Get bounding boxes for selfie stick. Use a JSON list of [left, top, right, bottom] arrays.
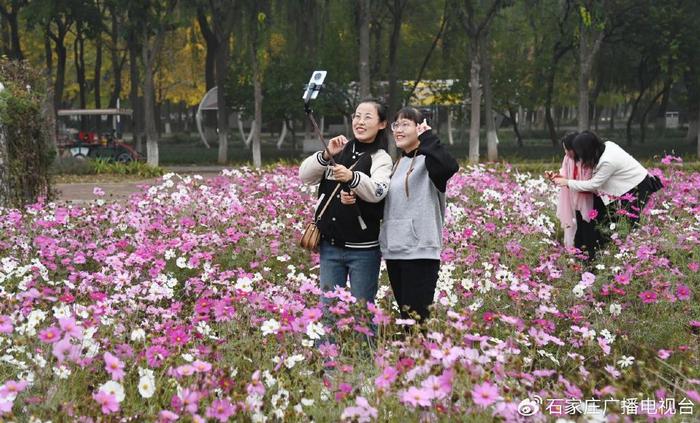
[[302, 71, 367, 230]]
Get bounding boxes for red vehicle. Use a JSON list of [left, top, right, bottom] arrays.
[[56, 108, 141, 163]]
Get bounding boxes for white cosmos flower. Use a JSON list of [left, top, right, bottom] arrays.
[[261, 319, 280, 336], [99, 380, 125, 402], [138, 373, 156, 398]]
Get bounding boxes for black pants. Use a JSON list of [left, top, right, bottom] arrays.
[[386, 259, 440, 322], [575, 175, 661, 259], [574, 195, 607, 260]]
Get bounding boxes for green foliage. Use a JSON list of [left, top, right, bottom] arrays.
[[51, 157, 164, 177], [0, 58, 54, 208]]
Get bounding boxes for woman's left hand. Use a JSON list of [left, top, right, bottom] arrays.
[[553, 177, 568, 187], [340, 190, 356, 205], [331, 164, 353, 183], [416, 119, 431, 136]]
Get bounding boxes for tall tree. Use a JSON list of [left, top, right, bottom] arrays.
[[25, 0, 79, 111], [576, 0, 606, 132], [0, 0, 26, 60], [452, 0, 503, 163], [357, 0, 371, 98], [245, 0, 269, 168], [133, 0, 179, 166]]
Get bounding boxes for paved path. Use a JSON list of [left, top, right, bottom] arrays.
[[56, 166, 226, 204]]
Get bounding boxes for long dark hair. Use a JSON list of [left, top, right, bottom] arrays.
[[560, 131, 578, 151], [571, 131, 606, 168], [354, 98, 389, 153]]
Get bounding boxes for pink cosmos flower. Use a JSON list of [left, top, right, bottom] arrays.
[[657, 349, 672, 360], [175, 364, 196, 377], [178, 388, 201, 414], [104, 352, 125, 380], [341, 396, 378, 422], [471, 381, 500, 408], [421, 375, 451, 400], [400, 386, 433, 408], [0, 316, 13, 334], [0, 397, 13, 415], [676, 284, 692, 301], [38, 326, 61, 343], [375, 366, 399, 391], [192, 360, 212, 373], [588, 209, 598, 220], [93, 390, 119, 414], [58, 317, 83, 339], [639, 290, 658, 304], [146, 345, 170, 368], [206, 398, 235, 422], [158, 410, 180, 423], [0, 380, 27, 399], [166, 327, 190, 346]]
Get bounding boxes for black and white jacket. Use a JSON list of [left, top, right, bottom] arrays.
[[299, 139, 393, 249]]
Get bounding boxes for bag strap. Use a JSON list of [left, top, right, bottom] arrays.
[[316, 159, 362, 221]]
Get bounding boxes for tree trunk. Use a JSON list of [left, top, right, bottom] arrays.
[[216, 34, 230, 164], [544, 65, 558, 146], [54, 40, 67, 111], [508, 105, 523, 147], [94, 33, 103, 132], [696, 106, 700, 158], [0, 6, 23, 60], [358, 0, 371, 98], [481, 33, 498, 162], [468, 41, 481, 164], [251, 49, 262, 168], [386, 0, 405, 158], [74, 34, 87, 130], [626, 89, 645, 147], [143, 28, 165, 167], [578, 25, 603, 132], [128, 31, 142, 152], [108, 7, 124, 108], [197, 9, 218, 91], [654, 78, 672, 131], [0, 122, 9, 207], [446, 107, 454, 145], [638, 88, 665, 144]]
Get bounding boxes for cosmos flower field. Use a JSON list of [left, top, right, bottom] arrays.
[[0, 160, 698, 421]]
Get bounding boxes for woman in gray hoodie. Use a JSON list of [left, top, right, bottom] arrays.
[[343, 107, 458, 323]]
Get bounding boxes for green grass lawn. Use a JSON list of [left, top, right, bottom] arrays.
[[156, 127, 698, 166]]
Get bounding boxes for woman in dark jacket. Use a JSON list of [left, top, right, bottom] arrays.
[[299, 99, 393, 304]]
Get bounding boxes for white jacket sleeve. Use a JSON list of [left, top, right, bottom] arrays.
[[299, 151, 330, 185], [567, 160, 614, 193], [348, 150, 392, 203]]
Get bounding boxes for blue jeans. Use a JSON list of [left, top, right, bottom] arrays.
[[319, 240, 380, 304]]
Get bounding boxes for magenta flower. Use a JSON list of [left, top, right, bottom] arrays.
[[588, 209, 599, 220], [205, 398, 235, 422], [471, 381, 500, 408], [146, 345, 170, 368], [166, 327, 190, 346], [676, 284, 692, 301], [0, 316, 13, 334], [400, 386, 433, 408], [93, 390, 119, 414], [104, 351, 125, 380], [657, 349, 672, 360], [38, 326, 61, 343], [639, 290, 658, 304]]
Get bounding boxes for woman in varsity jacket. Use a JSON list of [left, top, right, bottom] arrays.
[[360, 106, 458, 323], [299, 99, 393, 304]]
